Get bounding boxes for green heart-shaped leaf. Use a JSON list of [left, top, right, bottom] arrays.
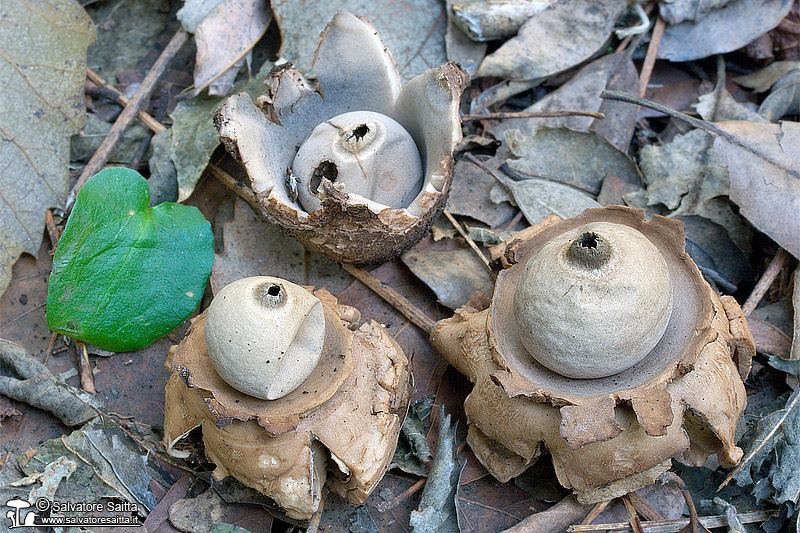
[[47, 168, 213, 351]]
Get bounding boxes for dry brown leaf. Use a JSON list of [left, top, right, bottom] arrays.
[[712, 120, 800, 259], [476, 1, 628, 80], [748, 317, 793, 357], [193, 0, 271, 96], [0, 395, 21, 426]]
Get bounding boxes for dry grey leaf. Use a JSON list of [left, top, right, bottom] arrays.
[[177, 0, 226, 32], [476, 1, 628, 80], [503, 128, 642, 196], [393, 396, 434, 476], [272, 0, 447, 83], [410, 407, 460, 533], [211, 197, 351, 295], [658, 0, 793, 61], [169, 489, 227, 533], [659, 0, 735, 24], [712, 120, 800, 259], [19, 418, 170, 513], [447, 160, 516, 227], [676, 215, 754, 292], [492, 168, 601, 225], [70, 114, 149, 164], [148, 128, 178, 205], [445, 0, 487, 77], [171, 62, 272, 201], [490, 53, 640, 151], [14, 457, 78, 503], [193, 0, 271, 96], [401, 247, 495, 310], [735, 60, 800, 93], [637, 128, 752, 253], [597, 174, 642, 207], [0, 1, 95, 298], [758, 68, 800, 122], [696, 88, 768, 123], [451, 0, 552, 41]]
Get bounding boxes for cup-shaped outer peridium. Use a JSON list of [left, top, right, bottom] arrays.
[[513, 222, 673, 379], [204, 276, 325, 400], [490, 206, 716, 402], [215, 12, 464, 218]]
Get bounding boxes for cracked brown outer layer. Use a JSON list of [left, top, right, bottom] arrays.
[[214, 13, 467, 265], [430, 206, 751, 503], [164, 288, 410, 520]]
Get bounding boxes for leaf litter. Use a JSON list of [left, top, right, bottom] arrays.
[[5, 0, 800, 531]]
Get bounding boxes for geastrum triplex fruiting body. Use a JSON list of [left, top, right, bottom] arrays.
[[163, 277, 410, 519], [215, 12, 466, 265], [431, 207, 755, 503]]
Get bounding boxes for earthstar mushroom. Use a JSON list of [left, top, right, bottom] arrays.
[[164, 276, 410, 519], [431, 207, 754, 503], [215, 11, 466, 265]]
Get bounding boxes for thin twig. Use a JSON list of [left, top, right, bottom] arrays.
[[720, 385, 800, 489], [76, 341, 96, 394], [600, 91, 726, 137], [209, 163, 261, 207], [461, 110, 605, 122], [626, 492, 664, 522], [342, 265, 436, 335], [567, 510, 776, 532], [622, 495, 645, 533], [581, 500, 611, 524], [45, 210, 61, 252], [43, 333, 58, 367], [742, 248, 790, 316], [501, 211, 524, 232], [375, 478, 426, 512], [443, 209, 496, 280], [638, 17, 666, 98], [69, 28, 188, 207], [86, 69, 166, 133], [663, 472, 704, 533]]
